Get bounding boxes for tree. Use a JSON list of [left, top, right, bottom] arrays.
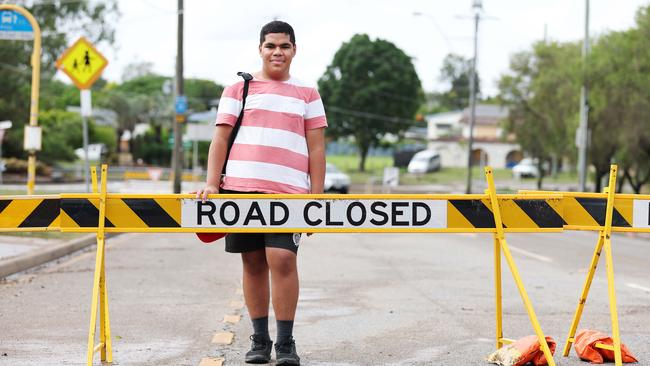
[[318, 34, 423, 171], [185, 78, 224, 111], [438, 53, 480, 110], [498, 41, 581, 189], [589, 25, 650, 193], [0, 1, 118, 159], [37, 110, 83, 163]]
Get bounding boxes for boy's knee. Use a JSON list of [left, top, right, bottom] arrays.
[[241, 250, 267, 275], [267, 251, 297, 277]]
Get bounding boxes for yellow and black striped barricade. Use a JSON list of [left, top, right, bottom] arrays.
[[0, 195, 60, 232], [1, 166, 567, 366], [521, 165, 650, 366]]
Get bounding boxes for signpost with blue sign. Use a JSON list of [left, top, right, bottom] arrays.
[[175, 95, 188, 114], [0, 9, 34, 40]]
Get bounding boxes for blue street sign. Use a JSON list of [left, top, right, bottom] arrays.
[[175, 95, 188, 114], [0, 10, 34, 40]]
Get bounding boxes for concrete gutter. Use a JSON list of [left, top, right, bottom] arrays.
[[0, 234, 98, 278]]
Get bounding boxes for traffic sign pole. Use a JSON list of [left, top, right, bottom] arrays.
[[56, 37, 108, 194], [0, 5, 41, 195]]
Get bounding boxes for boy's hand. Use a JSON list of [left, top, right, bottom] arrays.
[[193, 185, 219, 202]]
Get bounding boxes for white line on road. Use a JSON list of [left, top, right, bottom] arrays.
[[626, 283, 650, 293], [507, 246, 553, 263]]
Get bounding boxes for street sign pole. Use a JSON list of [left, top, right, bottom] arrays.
[[173, 0, 185, 194], [0, 5, 41, 194], [81, 89, 92, 192], [56, 37, 108, 194]]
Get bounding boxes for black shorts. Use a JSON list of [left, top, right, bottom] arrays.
[[221, 189, 301, 254]]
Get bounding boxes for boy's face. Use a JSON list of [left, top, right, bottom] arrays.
[[259, 33, 296, 78]]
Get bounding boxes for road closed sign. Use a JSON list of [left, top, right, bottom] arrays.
[[181, 198, 447, 231]]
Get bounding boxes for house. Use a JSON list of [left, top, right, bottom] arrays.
[[424, 104, 522, 169]]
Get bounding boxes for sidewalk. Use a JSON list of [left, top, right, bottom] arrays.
[[0, 234, 97, 278]]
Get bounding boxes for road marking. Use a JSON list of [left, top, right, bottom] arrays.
[[223, 314, 242, 324], [508, 246, 553, 263], [198, 357, 224, 366], [212, 332, 234, 345], [626, 283, 650, 292]]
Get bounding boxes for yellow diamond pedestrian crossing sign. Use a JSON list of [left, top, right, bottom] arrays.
[[56, 37, 108, 90]]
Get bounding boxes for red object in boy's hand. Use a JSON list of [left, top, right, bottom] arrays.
[[196, 233, 227, 244]]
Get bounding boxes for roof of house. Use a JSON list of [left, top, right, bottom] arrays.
[[459, 104, 509, 126]]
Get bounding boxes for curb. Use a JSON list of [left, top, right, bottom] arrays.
[[0, 234, 98, 279]]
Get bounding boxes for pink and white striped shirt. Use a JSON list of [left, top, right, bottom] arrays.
[[215, 77, 328, 194]]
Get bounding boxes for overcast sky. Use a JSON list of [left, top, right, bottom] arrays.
[[92, 0, 650, 97]]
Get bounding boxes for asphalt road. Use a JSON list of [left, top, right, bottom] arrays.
[[0, 231, 648, 365]]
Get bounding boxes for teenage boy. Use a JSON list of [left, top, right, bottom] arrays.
[[195, 20, 327, 365]]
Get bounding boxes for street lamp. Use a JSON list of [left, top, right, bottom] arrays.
[[465, 0, 482, 194], [0, 120, 13, 185]]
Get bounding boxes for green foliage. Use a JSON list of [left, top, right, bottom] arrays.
[[131, 128, 171, 166], [0, 1, 118, 159], [37, 110, 83, 164], [89, 124, 117, 151], [438, 54, 480, 110], [498, 41, 581, 189], [185, 78, 224, 111], [318, 34, 423, 171]]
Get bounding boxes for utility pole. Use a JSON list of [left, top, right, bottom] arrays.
[[465, 0, 482, 194], [172, 0, 184, 193], [576, 0, 590, 191]]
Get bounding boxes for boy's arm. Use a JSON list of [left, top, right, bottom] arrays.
[[196, 124, 232, 201], [306, 127, 326, 194]]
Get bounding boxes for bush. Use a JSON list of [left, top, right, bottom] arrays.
[[131, 127, 171, 166], [38, 110, 83, 164], [3, 157, 51, 175]]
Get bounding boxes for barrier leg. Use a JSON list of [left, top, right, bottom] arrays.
[[494, 235, 504, 349], [86, 165, 112, 365], [563, 166, 622, 364], [562, 233, 605, 356], [91, 166, 98, 193], [602, 236, 622, 365], [485, 167, 555, 366]]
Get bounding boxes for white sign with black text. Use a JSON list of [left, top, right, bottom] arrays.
[[181, 199, 447, 230], [633, 199, 650, 228]]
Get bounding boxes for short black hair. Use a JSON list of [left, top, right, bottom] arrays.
[[259, 20, 295, 45]]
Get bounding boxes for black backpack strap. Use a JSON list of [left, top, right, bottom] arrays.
[[222, 72, 253, 175]]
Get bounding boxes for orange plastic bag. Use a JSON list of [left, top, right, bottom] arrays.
[[574, 329, 638, 364], [487, 335, 556, 366]]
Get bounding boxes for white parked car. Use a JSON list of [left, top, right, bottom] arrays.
[[75, 143, 107, 161], [407, 150, 441, 174], [512, 158, 540, 179], [324, 163, 350, 193]]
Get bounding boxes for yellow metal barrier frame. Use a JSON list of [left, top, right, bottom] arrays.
[[520, 165, 628, 366], [485, 167, 556, 365], [562, 166, 623, 365], [85, 165, 113, 365]]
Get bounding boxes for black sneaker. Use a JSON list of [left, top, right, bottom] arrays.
[[245, 334, 273, 364], [275, 336, 300, 365]]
